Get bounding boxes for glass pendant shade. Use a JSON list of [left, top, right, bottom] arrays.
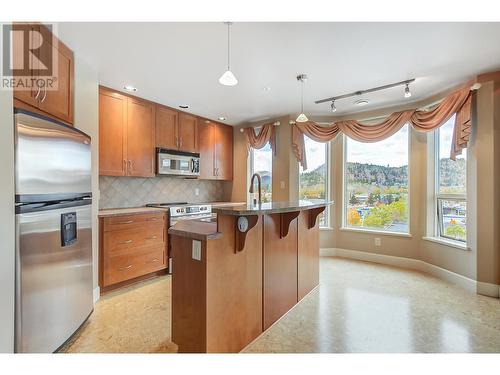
[[296, 113, 309, 123], [219, 70, 238, 86]]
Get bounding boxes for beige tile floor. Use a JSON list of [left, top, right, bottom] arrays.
[[60, 257, 500, 353]]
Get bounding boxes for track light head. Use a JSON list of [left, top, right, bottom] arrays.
[[331, 100, 337, 113], [404, 83, 412, 98]]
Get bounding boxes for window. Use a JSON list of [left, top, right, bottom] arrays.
[[344, 125, 409, 233], [435, 117, 467, 242], [249, 142, 272, 203], [299, 136, 329, 227]]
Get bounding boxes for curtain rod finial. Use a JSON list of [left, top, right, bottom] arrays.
[[274, 121, 280, 126], [471, 83, 482, 91]]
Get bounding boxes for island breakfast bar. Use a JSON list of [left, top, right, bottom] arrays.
[[168, 200, 333, 353]]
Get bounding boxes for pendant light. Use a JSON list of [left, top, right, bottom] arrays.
[[219, 22, 238, 86], [296, 74, 308, 123]]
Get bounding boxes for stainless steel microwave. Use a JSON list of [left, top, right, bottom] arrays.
[[156, 148, 200, 177]]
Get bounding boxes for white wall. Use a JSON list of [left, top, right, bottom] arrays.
[[0, 81, 15, 353]]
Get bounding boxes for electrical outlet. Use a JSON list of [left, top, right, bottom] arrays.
[[374, 238, 381, 247], [195, 188, 200, 196], [192, 240, 201, 261]]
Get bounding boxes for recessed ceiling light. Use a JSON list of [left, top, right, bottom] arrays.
[[218, 116, 226, 121], [179, 105, 189, 109], [355, 99, 370, 106], [263, 86, 271, 92], [124, 85, 137, 92]]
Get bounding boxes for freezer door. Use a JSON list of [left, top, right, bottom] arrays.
[[15, 111, 91, 199], [15, 202, 93, 353]]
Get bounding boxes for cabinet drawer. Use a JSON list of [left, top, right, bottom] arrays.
[[104, 225, 165, 254], [103, 212, 165, 232], [104, 247, 165, 286]]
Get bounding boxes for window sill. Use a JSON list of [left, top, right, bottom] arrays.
[[320, 226, 334, 231], [422, 236, 469, 251], [339, 227, 412, 238]]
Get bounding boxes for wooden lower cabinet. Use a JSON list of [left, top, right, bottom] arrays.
[[263, 214, 298, 330], [170, 208, 323, 353], [297, 210, 320, 299], [99, 212, 167, 290], [171, 215, 263, 353]]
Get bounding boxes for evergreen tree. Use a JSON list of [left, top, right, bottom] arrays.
[[349, 193, 359, 205]]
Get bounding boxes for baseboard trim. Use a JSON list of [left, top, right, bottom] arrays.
[[320, 247, 482, 296], [477, 281, 500, 298], [93, 286, 100, 304]]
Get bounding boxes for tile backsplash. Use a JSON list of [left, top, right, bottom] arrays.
[[99, 176, 231, 209]]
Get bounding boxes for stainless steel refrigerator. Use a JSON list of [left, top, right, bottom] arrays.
[[14, 110, 93, 353]]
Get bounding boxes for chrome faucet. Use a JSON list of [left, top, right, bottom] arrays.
[[249, 173, 262, 205]]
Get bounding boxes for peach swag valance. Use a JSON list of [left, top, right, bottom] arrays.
[[292, 86, 473, 170], [243, 122, 277, 155]]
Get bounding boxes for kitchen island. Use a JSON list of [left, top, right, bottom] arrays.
[[168, 200, 333, 353]]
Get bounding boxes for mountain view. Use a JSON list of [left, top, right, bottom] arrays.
[[299, 158, 466, 238]]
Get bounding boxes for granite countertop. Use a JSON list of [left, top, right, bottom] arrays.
[[212, 200, 334, 216], [98, 207, 166, 217], [98, 202, 244, 218], [168, 220, 222, 241]]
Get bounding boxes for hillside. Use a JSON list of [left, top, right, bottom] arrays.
[[300, 158, 465, 189]]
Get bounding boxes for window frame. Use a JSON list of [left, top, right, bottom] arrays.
[[432, 124, 468, 245], [298, 136, 331, 228], [248, 137, 273, 204], [342, 125, 411, 235]]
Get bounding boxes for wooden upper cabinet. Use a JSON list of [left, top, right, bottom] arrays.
[[198, 120, 215, 179], [13, 23, 74, 125], [127, 98, 155, 177], [155, 105, 178, 150], [99, 89, 127, 176], [37, 25, 74, 124], [214, 123, 233, 181], [198, 120, 233, 181], [99, 87, 155, 178], [178, 113, 198, 153], [12, 23, 39, 108]]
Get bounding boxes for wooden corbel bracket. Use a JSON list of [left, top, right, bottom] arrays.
[[308, 206, 326, 229], [235, 215, 259, 253], [280, 211, 300, 238]]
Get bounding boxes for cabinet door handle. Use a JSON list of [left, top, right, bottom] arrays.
[[118, 264, 133, 271], [117, 220, 133, 224], [128, 160, 132, 171], [40, 87, 47, 102], [34, 85, 41, 100], [146, 218, 159, 222], [119, 239, 133, 244], [179, 139, 183, 148], [147, 236, 157, 240], [148, 258, 159, 263]]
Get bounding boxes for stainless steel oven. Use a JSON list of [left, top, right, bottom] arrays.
[[156, 148, 200, 177]]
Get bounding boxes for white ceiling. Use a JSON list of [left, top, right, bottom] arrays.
[[58, 22, 500, 125]]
